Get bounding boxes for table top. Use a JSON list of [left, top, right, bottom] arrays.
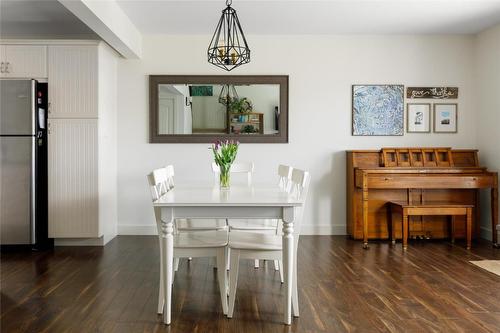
[[153, 185, 305, 207]]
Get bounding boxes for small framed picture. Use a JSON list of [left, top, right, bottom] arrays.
[[407, 103, 431, 133], [434, 103, 457, 133]]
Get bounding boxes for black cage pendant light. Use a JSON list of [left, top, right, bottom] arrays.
[[218, 84, 239, 105], [208, 0, 250, 71]]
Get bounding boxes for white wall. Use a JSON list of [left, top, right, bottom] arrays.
[[475, 24, 500, 240], [117, 34, 477, 235]]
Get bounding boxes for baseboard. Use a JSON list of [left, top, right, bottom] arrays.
[[299, 224, 346, 235], [117, 224, 346, 236], [54, 233, 116, 246], [55, 237, 105, 246], [118, 224, 158, 235]]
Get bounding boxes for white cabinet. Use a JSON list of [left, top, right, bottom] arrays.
[[48, 119, 99, 238], [47, 42, 117, 243], [48, 46, 98, 118], [0, 45, 47, 78]]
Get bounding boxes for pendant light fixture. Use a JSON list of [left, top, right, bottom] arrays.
[[208, 0, 250, 71]]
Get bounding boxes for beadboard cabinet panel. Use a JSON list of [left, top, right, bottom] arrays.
[[0, 46, 6, 75], [0, 45, 47, 78], [48, 46, 98, 118], [48, 118, 101, 238]]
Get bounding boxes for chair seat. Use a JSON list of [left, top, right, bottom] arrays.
[[175, 218, 227, 231], [229, 219, 278, 231], [228, 231, 282, 251], [174, 230, 228, 248]]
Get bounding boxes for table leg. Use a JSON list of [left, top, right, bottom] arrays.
[[402, 210, 408, 251], [283, 207, 295, 325], [292, 236, 299, 317], [161, 207, 174, 325], [466, 208, 472, 250], [492, 181, 498, 247]]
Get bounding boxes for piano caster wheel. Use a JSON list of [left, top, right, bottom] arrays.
[[391, 240, 396, 245], [467, 246, 471, 250], [493, 243, 500, 249], [363, 243, 369, 249], [403, 246, 408, 251]]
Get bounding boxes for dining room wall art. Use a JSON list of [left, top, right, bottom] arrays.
[[352, 84, 404, 136], [407, 103, 431, 133], [434, 103, 458, 133], [407, 87, 458, 99]]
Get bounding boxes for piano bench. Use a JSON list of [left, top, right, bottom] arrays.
[[389, 202, 473, 250]]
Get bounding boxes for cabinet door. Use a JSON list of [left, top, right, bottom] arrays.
[[2, 45, 47, 78], [48, 118, 100, 238], [48, 46, 98, 118]]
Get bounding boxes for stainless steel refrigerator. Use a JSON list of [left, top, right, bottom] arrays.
[[0, 79, 50, 248]]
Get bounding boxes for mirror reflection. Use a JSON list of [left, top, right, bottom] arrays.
[[158, 84, 280, 135]]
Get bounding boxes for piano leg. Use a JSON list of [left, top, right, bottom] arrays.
[[402, 210, 408, 250], [362, 173, 369, 249], [492, 182, 498, 248]]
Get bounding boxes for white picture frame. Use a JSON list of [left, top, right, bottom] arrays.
[[434, 103, 458, 133], [407, 103, 431, 133]]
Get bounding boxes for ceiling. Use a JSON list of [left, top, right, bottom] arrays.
[[0, 0, 98, 39], [1, 0, 499, 41], [116, 0, 500, 35]]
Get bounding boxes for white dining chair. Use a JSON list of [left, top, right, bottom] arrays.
[[226, 168, 310, 319], [220, 164, 293, 274], [169, 165, 227, 233], [211, 161, 254, 186], [148, 167, 229, 316]]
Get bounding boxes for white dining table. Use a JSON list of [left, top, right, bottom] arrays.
[[153, 184, 305, 325]]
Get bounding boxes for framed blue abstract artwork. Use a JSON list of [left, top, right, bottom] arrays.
[[352, 85, 404, 136]]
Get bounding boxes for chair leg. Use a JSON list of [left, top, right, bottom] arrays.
[[274, 260, 279, 271], [174, 258, 180, 272], [157, 238, 164, 314], [254, 259, 259, 268], [451, 216, 456, 244], [228, 249, 240, 318], [216, 248, 228, 315], [278, 260, 284, 284], [226, 247, 231, 271]]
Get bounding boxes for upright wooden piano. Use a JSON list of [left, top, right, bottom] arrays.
[[346, 148, 498, 247]]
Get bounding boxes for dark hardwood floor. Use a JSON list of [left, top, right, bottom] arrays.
[[1, 236, 500, 333]]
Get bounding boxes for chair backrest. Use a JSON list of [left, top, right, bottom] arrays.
[[211, 161, 254, 186], [147, 167, 169, 231], [288, 168, 311, 240], [149, 167, 169, 201], [277, 164, 293, 191], [165, 164, 175, 189]]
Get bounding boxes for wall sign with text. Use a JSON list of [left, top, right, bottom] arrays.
[[406, 87, 458, 99]]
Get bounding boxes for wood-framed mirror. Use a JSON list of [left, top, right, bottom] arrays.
[[149, 75, 288, 143]]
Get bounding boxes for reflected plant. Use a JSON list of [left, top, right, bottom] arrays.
[[229, 97, 253, 113]]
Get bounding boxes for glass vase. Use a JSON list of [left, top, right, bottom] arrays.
[[219, 168, 231, 190]]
